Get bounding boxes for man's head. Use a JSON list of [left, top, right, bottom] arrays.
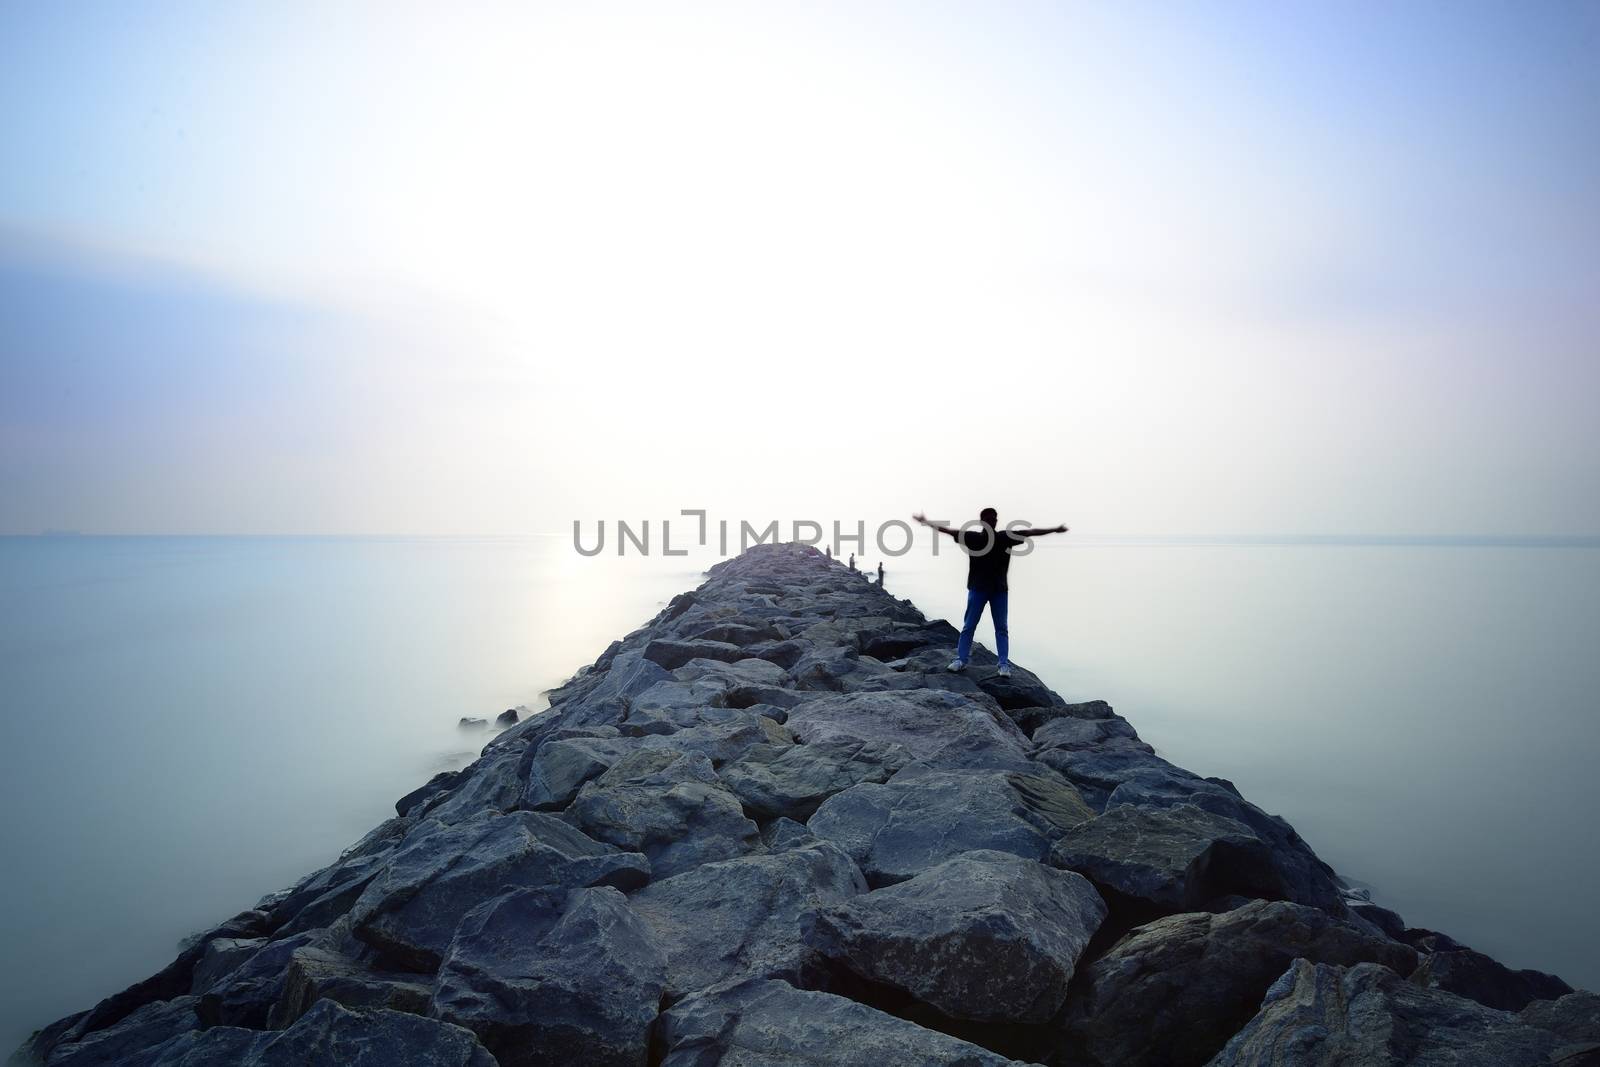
[[980, 507, 998, 527]]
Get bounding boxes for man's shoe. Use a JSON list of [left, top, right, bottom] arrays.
[[946, 658, 967, 672], [996, 664, 1012, 678]]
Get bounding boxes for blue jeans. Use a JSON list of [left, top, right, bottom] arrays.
[[956, 588, 1008, 667]]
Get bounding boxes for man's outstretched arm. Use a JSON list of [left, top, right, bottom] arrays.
[[912, 512, 959, 536], [1011, 523, 1070, 536]]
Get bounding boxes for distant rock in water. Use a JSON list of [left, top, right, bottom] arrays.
[[18, 542, 1588, 1066]]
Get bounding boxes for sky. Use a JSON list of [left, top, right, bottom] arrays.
[[1, 0, 1597, 536]]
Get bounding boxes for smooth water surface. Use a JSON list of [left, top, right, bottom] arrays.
[[1, 535, 1596, 1050]]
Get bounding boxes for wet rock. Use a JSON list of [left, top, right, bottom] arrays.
[[349, 810, 649, 972], [268, 945, 432, 1028], [1031, 714, 1148, 752], [431, 886, 666, 1067], [521, 734, 633, 810], [972, 665, 1065, 711], [495, 708, 519, 726], [1207, 958, 1568, 1067], [188, 937, 267, 994], [145, 998, 495, 1066], [809, 765, 1094, 886], [1520, 991, 1600, 1045], [1059, 900, 1419, 1067], [1006, 700, 1117, 737], [43, 997, 199, 1067], [396, 770, 464, 817], [630, 841, 866, 998], [1411, 943, 1574, 1012], [720, 736, 913, 820], [643, 638, 748, 670], [803, 850, 1106, 1023], [565, 750, 759, 879], [784, 689, 1031, 771], [457, 717, 488, 729], [1049, 803, 1284, 911], [656, 978, 1032, 1067], [195, 932, 320, 1028], [1101, 771, 1348, 913], [417, 749, 525, 826]]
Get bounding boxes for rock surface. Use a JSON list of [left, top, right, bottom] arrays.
[[17, 542, 1585, 1067], [1206, 958, 1571, 1066], [803, 849, 1106, 1022]]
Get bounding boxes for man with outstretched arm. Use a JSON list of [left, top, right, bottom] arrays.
[[912, 509, 1069, 678]]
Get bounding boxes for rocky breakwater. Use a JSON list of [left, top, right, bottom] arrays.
[[17, 542, 1597, 1067]]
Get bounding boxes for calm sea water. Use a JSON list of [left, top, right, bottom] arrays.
[[1, 535, 1596, 1049]]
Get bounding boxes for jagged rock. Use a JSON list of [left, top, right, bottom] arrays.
[[739, 638, 808, 669], [43, 997, 199, 1067], [1206, 958, 1568, 1067], [972, 666, 1065, 710], [1031, 714, 1148, 752], [789, 645, 901, 692], [1006, 700, 1117, 736], [643, 638, 748, 669], [189, 937, 267, 994], [268, 945, 431, 1028], [1059, 900, 1419, 1067], [349, 810, 649, 971], [194, 932, 320, 1028], [809, 765, 1094, 886], [266, 820, 410, 936], [1349, 899, 1406, 939], [1411, 943, 1574, 1012], [784, 689, 1031, 771], [565, 750, 759, 878], [803, 850, 1106, 1023], [1520, 991, 1600, 1044], [656, 978, 1032, 1067], [24, 908, 272, 1061], [630, 839, 865, 997], [1100, 771, 1347, 912], [418, 749, 525, 825], [680, 620, 786, 645], [1034, 738, 1193, 809], [495, 708, 519, 726], [634, 713, 793, 766], [1049, 803, 1285, 910], [762, 816, 818, 850], [143, 999, 495, 1065], [431, 886, 666, 1067], [720, 736, 913, 820], [396, 770, 464, 817], [521, 735, 634, 809]]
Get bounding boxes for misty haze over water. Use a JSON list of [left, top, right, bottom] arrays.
[[1, 534, 1596, 1050]]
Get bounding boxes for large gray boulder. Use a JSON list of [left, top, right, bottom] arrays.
[[1031, 714, 1148, 753], [719, 736, 912, 820], [630, 840, 866, 998], [1520, 990, 1600, 1045], [784, 689, 1031, 771], [1409, 941, 1574, 1012], [143, 999, 496, 1066], [810, 765, 1094, 886], [656, 978, 1033, 1067], [1101, 771, 1346, 913], [642, 638, 748, 669], [268, 945, 431, 1028], [349, 810, 649, 971], [1205, 958, 1569, 1067], [431, 886, 667, 1067], [1049, 803, 1284, 911], [1006, 700, 1117, 737], [521, 735, 634, 810], [1059, 900, 1419, 1067], [803, 850, 1106, 1023], [43, 997, 199, 1067], [564, 750, 760, 878]]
